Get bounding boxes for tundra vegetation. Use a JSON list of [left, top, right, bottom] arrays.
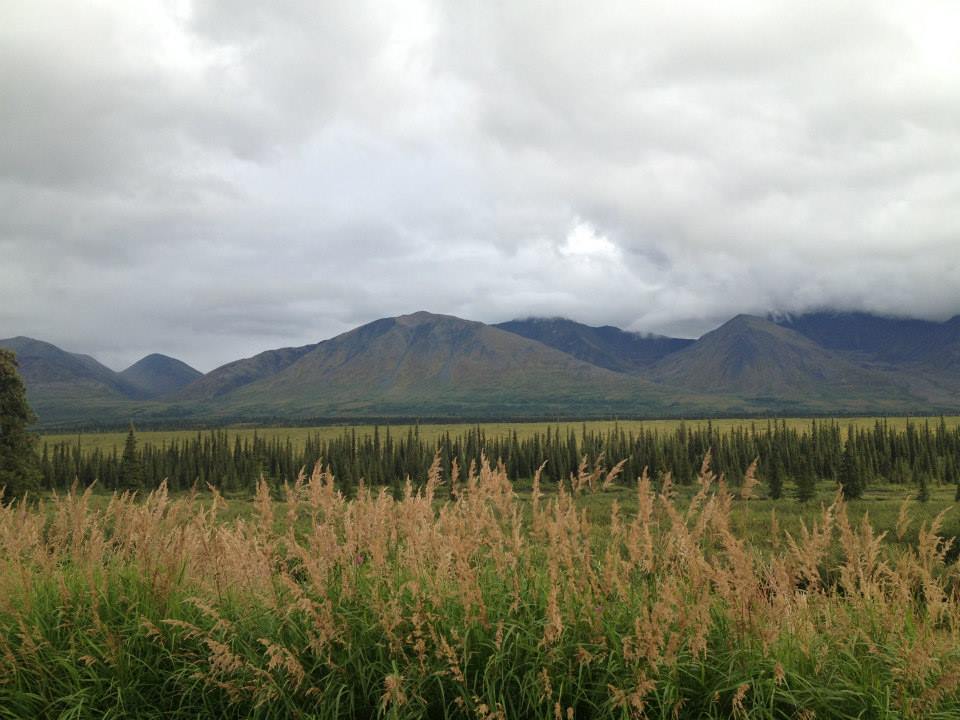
[[2, 454, 960, 719]]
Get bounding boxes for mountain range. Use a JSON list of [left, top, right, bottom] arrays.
[[3, 310, 960, 428]]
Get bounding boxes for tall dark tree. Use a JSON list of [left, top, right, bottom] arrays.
[[0, 349, 41, 499], [795, 460, 817, 503], [944, 458, 960, 501], [766, 457, 784, 500], [118, 425, 143, 491], [838, 429, 864, 500]]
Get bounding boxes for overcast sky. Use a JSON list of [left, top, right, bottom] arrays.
[[2, 1, 959, 371]]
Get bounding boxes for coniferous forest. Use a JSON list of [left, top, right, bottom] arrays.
[[36, 418, 960, 498]]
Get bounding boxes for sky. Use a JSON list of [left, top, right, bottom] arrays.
[[2, 0, 959, 372]]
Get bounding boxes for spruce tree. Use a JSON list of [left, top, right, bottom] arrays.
[[838, 432, 864, 500], [118, 425, 143, 491], [0, 349, 41, 499], [795, 461, 817, 503], [916, 472, 930, 503], [944, 459, 960, 501], [767, 458, 784, 500]]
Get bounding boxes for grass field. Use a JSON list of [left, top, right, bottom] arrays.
[[3, 457, 960, 718], [56, 483, 960, 562], [37, 478, 960, 550], [40, 415, 960, 455]]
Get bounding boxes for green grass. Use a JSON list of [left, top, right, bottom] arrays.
[[5, 467, 960, 718], [37, 478, 960, 560]]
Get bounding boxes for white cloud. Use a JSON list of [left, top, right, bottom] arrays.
[[559, 221, 620, 261], [1, 0, 959, 369]]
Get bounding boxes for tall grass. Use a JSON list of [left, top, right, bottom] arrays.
[[2, 456, 960, 718]]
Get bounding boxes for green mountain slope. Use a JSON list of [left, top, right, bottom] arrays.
[[775, 312, 960, 401], [0, 336, 152, 426], [649, 315, 916, 410], [0, 336, 134, 401], [119, 354, 202, 399], [176, 343, 319, 401], [210, 312, 681, 418]]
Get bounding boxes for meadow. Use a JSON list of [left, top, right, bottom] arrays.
[[41, 416, 960, 455], [2, 452, 960, 718]]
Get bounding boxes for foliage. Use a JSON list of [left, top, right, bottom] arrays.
[[765, 456, 784, 499], [2, 458, 960, 718], [794, 460, 817, 503], [117, 426, 143, 491], [0, 349, 40, 499], [838, 428, 864, 499]]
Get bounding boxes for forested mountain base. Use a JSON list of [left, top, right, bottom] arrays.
[[36, 419, 960, 499]]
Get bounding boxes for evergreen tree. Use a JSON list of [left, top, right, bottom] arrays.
[[944, 458, 960, 501], [118, 425, 143, 491], [892, 457, 911, 485], [916, 472, 930, 503], [795, 461, 817, 503], [767, 458, 784, 500], [0, 349, 41, 499], [838, 432, 864, 500]]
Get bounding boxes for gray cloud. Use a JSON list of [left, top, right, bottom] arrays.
[[1, 0, 959, 371]]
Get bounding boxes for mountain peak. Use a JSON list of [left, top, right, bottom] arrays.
[[724, 313, 768, 327], [0, 335, 138, 410], [129, 352, 178, 365], [119, 353, 201, 400], [651, 314, 905, 402], [394, 311, 475, 327], [0, 336, 62, 354], [702, 314, 780, 340]]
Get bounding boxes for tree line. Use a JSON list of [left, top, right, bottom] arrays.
[[33, 418, 960, 501]]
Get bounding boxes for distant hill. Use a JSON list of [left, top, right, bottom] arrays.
[[774, 312, 953, 363], [119, 354, 202, 399], [6, 309, 960, 428], [496, 317, 693, 372], [649, 315, 915, 410], [176, 343, 320, 401], [0, 336, 134, 401], [934, 317, 960, 374], [0, 336, 146, 426], [205, 312, 680, 418], [774, 311, 960, 401]]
